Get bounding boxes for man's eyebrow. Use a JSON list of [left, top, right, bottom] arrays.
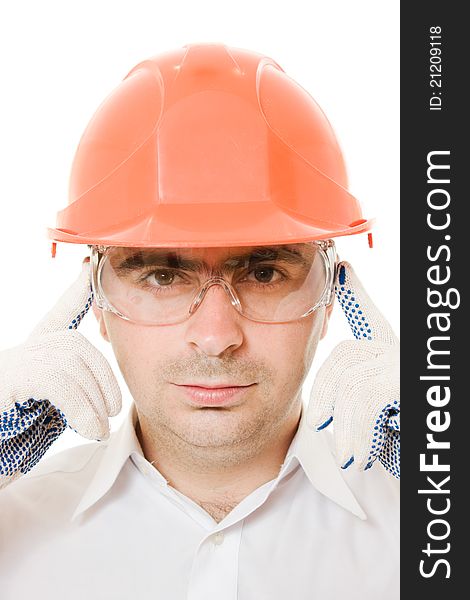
[[113, 245, 311, 273], [224, 246, 309, 269], [113, 252, 199, 272]]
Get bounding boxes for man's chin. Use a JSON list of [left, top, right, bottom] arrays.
[[173, 406, 264, 449]]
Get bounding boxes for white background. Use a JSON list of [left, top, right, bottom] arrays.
[[0, 0, 399, 455]]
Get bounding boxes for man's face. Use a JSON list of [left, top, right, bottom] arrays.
[[93, 245, 332, 457]]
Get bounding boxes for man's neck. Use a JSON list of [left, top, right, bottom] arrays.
[[135, 403, 302, 523]]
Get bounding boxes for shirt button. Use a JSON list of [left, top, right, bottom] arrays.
[[212, 532, 225, 546]]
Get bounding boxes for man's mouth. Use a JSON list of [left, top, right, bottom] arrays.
[[172, 383, 256, 407]]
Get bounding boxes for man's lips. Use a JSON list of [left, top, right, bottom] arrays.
[[173, 383, 256, 407], [176, 383, 254, 389]]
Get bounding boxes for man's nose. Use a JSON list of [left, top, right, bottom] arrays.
[[184, 283, 244, 357]]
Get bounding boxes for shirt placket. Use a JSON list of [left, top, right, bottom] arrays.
[[131, 449, 302, 600], [187, 522, 243, 600]]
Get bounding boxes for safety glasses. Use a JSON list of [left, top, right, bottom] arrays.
[[90, 240, 337, 326]]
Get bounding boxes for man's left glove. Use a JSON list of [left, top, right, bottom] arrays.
[[307, 262, 400, 478]]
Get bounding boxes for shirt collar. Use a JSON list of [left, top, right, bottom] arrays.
[[71, 402, 143, 521], [72, 400, 366, 522], [286, 404, 367, 520]]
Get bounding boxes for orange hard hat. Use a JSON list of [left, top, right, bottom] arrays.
[[48, 43, 372, 248]]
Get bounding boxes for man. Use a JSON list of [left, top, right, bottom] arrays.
[[0, 43, 399, 599]]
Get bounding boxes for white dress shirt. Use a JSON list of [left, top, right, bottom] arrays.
[[0, 401, 399, 600]]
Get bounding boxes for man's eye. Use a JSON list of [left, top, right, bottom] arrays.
[[243, 266, 285, 285], [143, 270, 178, 286], [251, 267, 276, 283]]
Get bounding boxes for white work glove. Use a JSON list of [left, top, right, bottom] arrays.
[[307, 262, 400, 478], [0, 260, 121, 489]]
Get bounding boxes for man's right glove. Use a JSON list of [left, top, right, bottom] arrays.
[[0, 260, 122, 489]]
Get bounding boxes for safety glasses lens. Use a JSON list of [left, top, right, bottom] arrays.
[[96, 243, 330, 324]]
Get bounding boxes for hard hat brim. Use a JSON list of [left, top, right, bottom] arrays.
[[47, 201, 373, 248]]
